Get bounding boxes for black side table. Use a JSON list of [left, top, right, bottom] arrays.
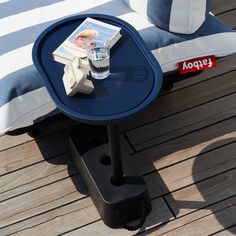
[[33, 14, 163, 229]]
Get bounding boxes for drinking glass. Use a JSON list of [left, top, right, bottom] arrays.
[[86, 40, 110, 80]]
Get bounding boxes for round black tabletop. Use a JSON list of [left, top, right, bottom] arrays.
[[33, 14, 163, 125]]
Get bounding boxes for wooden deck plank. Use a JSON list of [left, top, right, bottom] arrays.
[[62, 197, 236, 236], [61, 197, 173, 236], [217, 9, 236, 28], [0, 150, 170, 234], [120, 133, 134, 154], [164, 54, 236, 93], [214, 226, 236, 235], [2, 124, 235, 217], [121, 67, 236, 133], [0, 163, 168, 232], [0, 129, 71, 176], [2, 198, 172, 235], [0, 176, 86, 228], [0, 128, 131, 177], [142, 196, 236, 236], [0, 153, 77, 202], [145, 141, 236, 198], [127, 92, 236, 151], [160, 204, 236, 236], [0, 133, 35, 152], [7, 138, 235, 234], [165, 168, 236, 217], [0, 117, 76, 152], [0, 89, 235, 233], [212, 0, 236, 15], [0, 197, 94, 236], [133, 118, 236, 175]]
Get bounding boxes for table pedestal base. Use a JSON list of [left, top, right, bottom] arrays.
[[69, 125, 151, 228]]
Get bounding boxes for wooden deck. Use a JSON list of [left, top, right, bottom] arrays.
[[1, 1, 236, 235]]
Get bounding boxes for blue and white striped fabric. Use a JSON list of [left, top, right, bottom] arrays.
[[1, 0, 236, 133], [123, 0, 211, 34], [0, 0, 130, 133]]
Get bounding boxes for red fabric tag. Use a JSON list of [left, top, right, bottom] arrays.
[[178, 55, 216, 74]]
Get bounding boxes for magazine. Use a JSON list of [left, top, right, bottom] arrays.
[[52, 17, 122, 64]]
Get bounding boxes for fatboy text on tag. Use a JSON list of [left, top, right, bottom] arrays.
[[178, 55, 216, 74]]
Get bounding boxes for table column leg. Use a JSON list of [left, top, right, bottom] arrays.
[[107, 124, 125, 185], [70, 124, 151, 228]]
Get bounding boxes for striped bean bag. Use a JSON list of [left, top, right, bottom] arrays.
[[0, 0, 236, 133], [123, 0, 212, 34]]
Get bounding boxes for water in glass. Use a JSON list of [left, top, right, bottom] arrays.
[[87, 42, 110, 80]]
